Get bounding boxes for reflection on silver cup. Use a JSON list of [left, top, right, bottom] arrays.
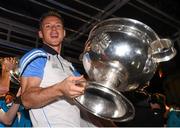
[[75, 18, 176, 122]]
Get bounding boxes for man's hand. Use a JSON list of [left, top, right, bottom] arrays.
[[2, 57, 17, 72], [59, 75, 87, 98]]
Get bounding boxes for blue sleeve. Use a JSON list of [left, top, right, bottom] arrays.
[[22, 57, 47, 79], [20, 49, 47, 79]]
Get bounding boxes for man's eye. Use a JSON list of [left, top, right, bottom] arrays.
[[44, 24, 51, 29], [56, 24, 62, 28]]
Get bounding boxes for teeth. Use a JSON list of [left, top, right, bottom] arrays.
[[51, 34, 57, 36], [51, 36, 58, 38], [51, 33, 58, 36], [50, 32, 58, 37]]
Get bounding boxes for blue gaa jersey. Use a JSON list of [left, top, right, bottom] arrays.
[[19, 44, 82, 127]]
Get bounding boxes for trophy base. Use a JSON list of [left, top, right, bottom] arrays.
[[75, 81, 135, 122]]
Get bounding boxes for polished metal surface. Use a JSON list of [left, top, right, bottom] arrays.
[[10, 67, 20, 85], [75, 82, 135, 122], [151, 39, 176, 62], [76, 18, 176, 122], [82, 18, 176, 91]]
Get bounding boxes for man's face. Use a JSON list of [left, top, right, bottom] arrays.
[[39, 16, 65, 47]]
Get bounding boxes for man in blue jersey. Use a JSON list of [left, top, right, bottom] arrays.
[[19, 11, 98, 127]]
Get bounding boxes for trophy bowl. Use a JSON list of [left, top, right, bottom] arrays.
[[76, 18, 176, 122]]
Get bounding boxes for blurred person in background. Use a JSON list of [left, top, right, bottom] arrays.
[[0, 58, 16, 95], [166, 104, 180, 127], [0, 88, 21, 127], [148, 93, 166, 126], [4, 89, 32, 127], [117, 92, 166, 127], [0, 57, 21, 126], [0, 58, 32, 127]]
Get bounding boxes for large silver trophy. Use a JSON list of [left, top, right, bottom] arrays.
[[75, 18, 176, 122]]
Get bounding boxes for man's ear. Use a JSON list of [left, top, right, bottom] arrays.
[[63, 30, 66, 37], [38, 31, 43, 38]]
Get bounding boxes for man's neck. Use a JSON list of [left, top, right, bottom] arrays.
[[52, 46, 61, 54], [45, 43, 61, 54]]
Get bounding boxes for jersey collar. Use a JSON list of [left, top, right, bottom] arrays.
[[42, 44, 59, 55]]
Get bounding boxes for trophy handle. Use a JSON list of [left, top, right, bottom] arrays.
[[150, 39, 176, 63]]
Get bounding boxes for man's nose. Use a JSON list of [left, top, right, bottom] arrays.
[[51, 25, 57, 30]]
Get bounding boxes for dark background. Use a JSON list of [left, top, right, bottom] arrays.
[[0, 0, 180, 105]]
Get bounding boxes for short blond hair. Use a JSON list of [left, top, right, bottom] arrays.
[[39, 10, 64, 29]]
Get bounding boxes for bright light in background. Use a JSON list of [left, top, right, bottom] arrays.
[[115, 44, 131, 56]]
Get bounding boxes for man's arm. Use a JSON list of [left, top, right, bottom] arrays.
[[0, 103, 20, 125], [0, 87, 21, 125], [21, 75, 86, 109]]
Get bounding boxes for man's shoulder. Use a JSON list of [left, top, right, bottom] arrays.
[[19, 48, 48, 76], [20, 48, 47, 62], [24, 48, 47, 57]]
